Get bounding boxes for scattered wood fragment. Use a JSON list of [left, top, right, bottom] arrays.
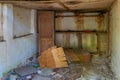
[[65, 49, 80, 62], [38, 47, 68, 68]]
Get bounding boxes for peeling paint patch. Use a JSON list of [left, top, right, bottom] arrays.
[[75, 13, 84, 30]]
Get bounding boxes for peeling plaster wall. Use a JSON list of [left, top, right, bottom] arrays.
[[110, 0, 120, 79], [0, 4, 37, 78]]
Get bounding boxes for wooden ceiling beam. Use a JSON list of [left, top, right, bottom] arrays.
[[0, 0, 115, 11], [54, 0, 70, 10]]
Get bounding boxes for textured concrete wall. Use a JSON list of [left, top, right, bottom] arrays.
[[110, 0, 120, 79], [0, 4, 37, 78]]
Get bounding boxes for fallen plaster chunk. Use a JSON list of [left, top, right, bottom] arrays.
[[32, 74, 51, 80], [14, 66, 37, 77], [39, 68, 53, 77]]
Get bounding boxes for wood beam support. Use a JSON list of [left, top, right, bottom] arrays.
[[54, 0, 70, 10]]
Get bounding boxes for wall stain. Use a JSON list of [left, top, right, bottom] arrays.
[[55, 12, 107, 53], [99, 34, 107, 52], [74, 12, 84, 30], [62, 34, 65, 47], [66, 33, 70, 48], [96, 13, 104, 31], [57, 14, 63, 30], [76, 33, 82, 49]]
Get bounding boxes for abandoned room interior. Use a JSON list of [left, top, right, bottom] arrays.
[[1, 0, 120, 80]]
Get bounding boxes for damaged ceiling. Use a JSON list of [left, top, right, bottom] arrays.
[[0, 0, 115, 11]]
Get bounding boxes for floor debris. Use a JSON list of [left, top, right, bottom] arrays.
[[14, 66, 37, 77], [32, 74, 51, 80], [1, 48, 117, 80], [39, 68, 53, 77], [2, 62, 117, 80]]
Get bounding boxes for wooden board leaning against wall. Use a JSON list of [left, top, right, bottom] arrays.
[[38, 11, 54, 54]]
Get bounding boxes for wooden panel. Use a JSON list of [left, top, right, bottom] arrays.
[[38, 11, 54, 38], [39, 38, 54, 53], [38, 47, 68, 68], [65, 49, 80, 62], [51, 47, 68, 68], [38, 11, 54, 54]]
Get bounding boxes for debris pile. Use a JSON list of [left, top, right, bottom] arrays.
[[1, 47, 117, 80], [2, 63, 116, 80]]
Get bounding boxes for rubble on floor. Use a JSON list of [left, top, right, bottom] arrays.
[[1, 48, 117, 80], [2, 62, 116, 80], [14, 66, 38, 77]]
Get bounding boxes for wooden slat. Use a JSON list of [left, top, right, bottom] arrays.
[[51, 47, 68, 68], [38, 52, 47, 68], [65, 49, 80, 62], [46, 48, 56, 68], [54, 0, 70, 10], [38, 47, 68, 69]]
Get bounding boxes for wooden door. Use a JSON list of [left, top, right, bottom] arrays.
[[38, 11, 54, 54]]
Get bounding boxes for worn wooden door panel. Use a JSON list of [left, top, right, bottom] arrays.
[[38, 11, 54, 54], [38, 11, 54, 38], [39, 38, 54, 53]]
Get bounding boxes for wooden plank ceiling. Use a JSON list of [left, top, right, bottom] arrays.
[[0, 0, 115, 11]]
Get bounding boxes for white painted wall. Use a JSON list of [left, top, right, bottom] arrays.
[[110, 0, 120, 79], [0, 4, 37, 78], [13, 6, 32, 37]]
